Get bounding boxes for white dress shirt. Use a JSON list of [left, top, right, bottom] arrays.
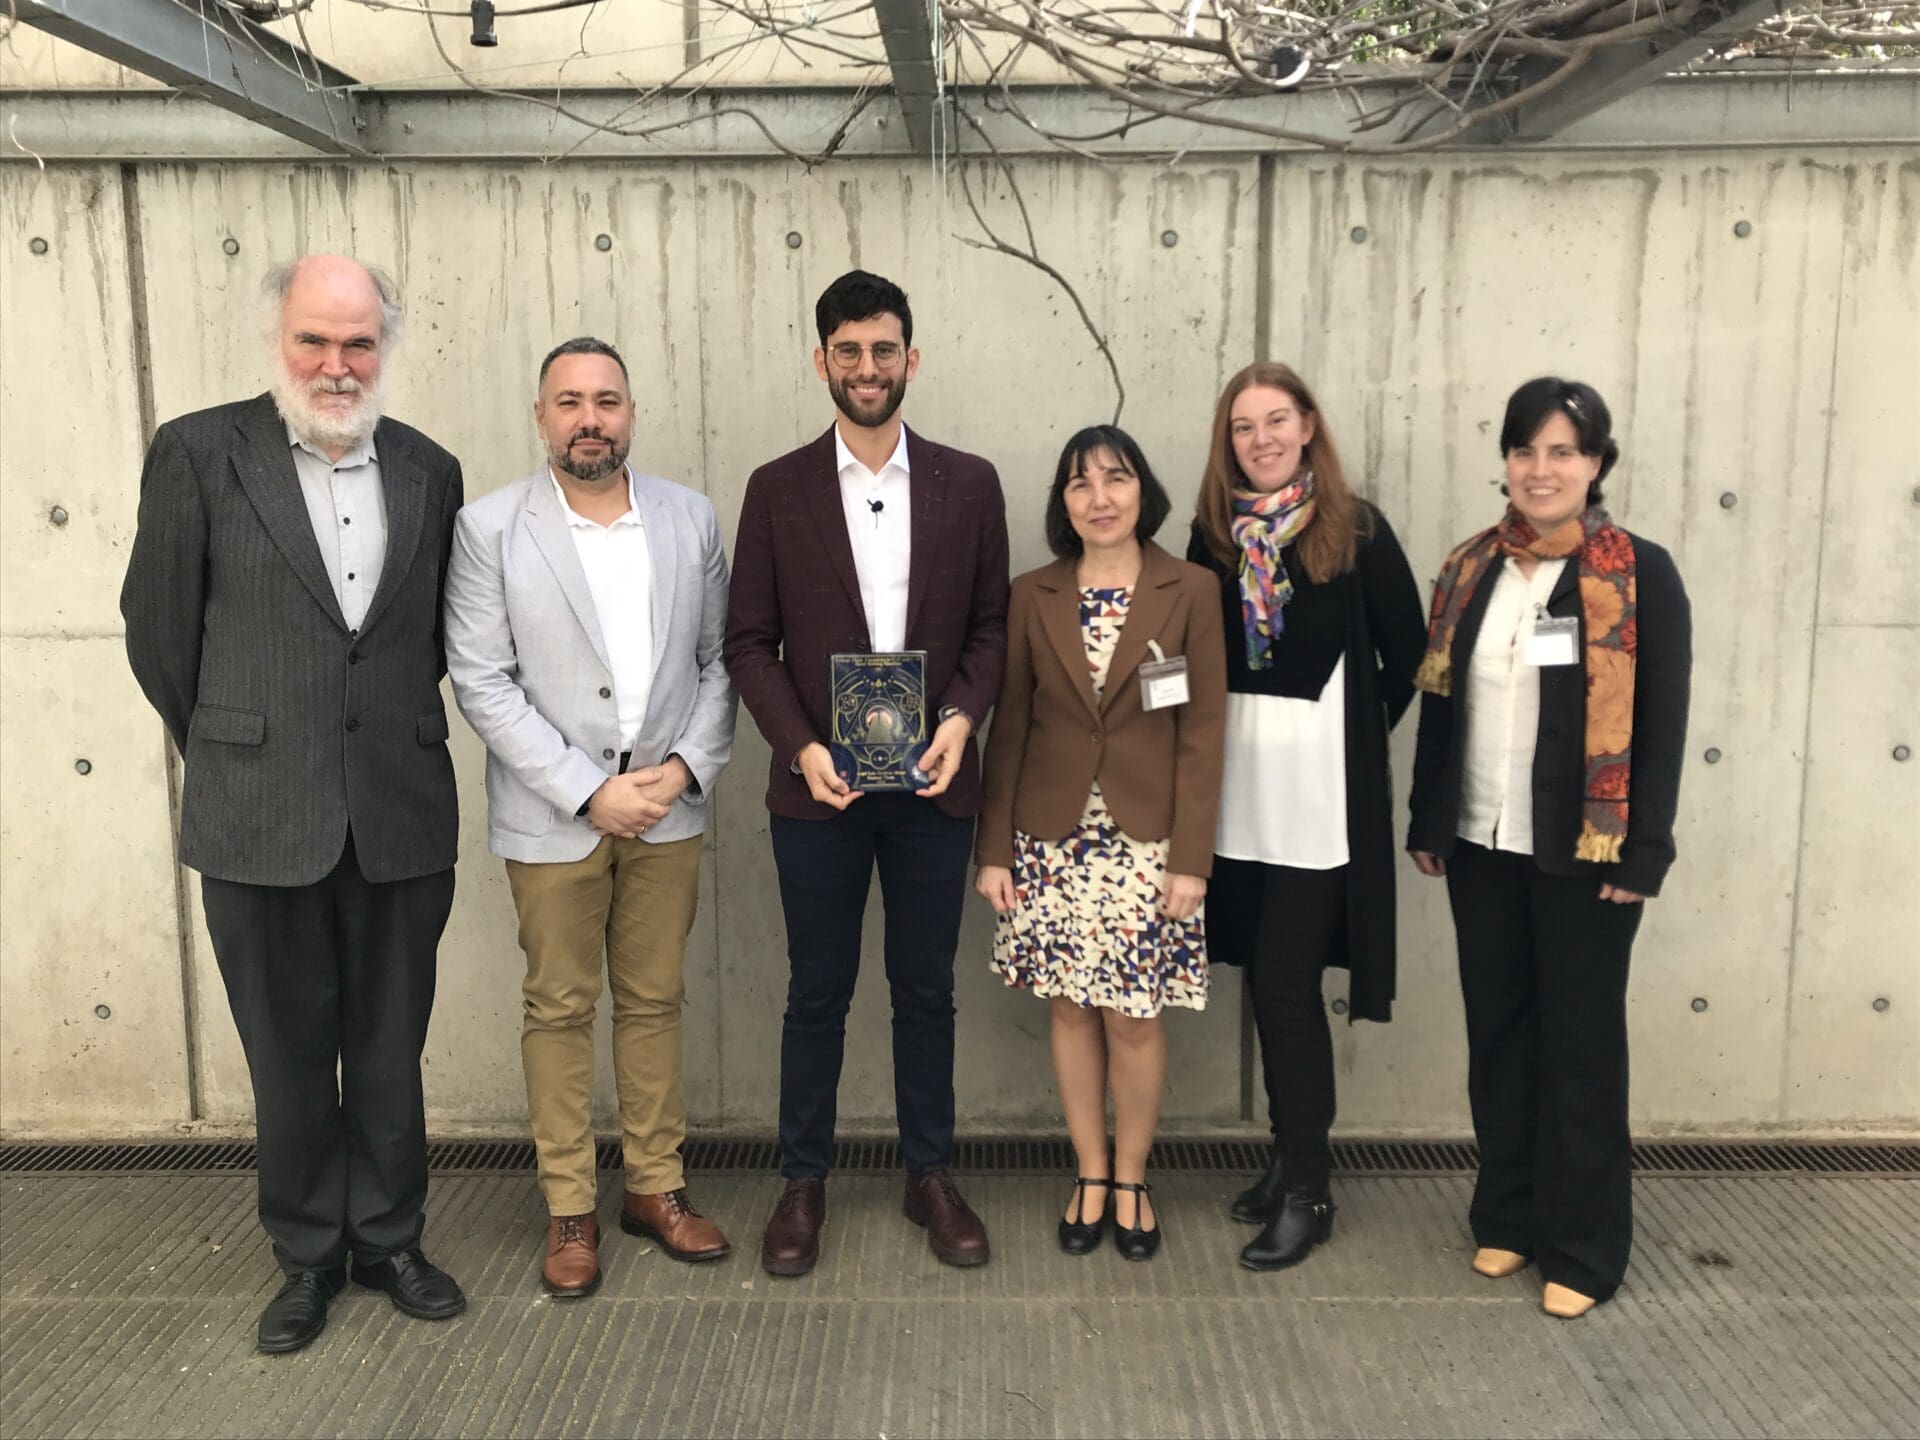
[[1214, 656, 1349, 869], [834, 423, 912, 652], [1456, 557, 1568, 855], [287, 421, 386, 630], [552, 467, 654, 753]]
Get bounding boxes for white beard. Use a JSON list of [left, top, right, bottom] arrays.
[[271, 360, 385, 453]]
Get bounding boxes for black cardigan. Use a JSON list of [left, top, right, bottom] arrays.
[[1187, 505, 1427, 1023], [1405, 533, 1691, 897]]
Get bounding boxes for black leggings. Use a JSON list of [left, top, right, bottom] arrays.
[[1237, 862, 1348, 1187]]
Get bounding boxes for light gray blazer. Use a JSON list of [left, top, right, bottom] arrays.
[[444, 468, 736, 863]]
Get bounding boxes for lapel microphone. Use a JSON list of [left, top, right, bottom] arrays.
[[867, 498, 885, 515]]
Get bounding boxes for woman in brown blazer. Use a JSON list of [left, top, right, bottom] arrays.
[[976, 425, 1227, 1260]]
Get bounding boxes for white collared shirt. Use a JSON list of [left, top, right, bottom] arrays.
[[286, 420, 386, 630], [1457, 557, 1569, 855], [552, 467, 654, 753], [834, 423, 912, 652]]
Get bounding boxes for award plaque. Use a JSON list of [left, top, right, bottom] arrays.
[[829, 650, 931, 791]]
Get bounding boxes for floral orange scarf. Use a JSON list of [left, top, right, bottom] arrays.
[[1414, 506, 1638, 864]]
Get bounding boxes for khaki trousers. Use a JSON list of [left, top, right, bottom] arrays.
[[506, 833, 703, 1216]]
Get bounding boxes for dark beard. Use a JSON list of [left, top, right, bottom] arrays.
[[827, 369, 907, 429], [551, 433, 630, 483]]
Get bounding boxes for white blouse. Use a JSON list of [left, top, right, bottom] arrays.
[[1214, 655, 1348, 870], [1456, 558, 1568, 856]]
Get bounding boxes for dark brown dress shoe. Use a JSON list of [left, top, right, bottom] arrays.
[[541, 1213, 601, 1298], [904, 1170, 990, 1267], [621, 1188, 731, 1262], [760, 1178, 826, 1277]]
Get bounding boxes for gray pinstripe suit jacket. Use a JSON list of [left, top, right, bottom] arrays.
[[121, 392, 464, 887]]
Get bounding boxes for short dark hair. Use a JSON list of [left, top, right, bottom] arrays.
[[539, 336, 629, 389], [1044, 426, 1173, 559], [1499, 376, 1618, 505], [815, 270, 913, 347]]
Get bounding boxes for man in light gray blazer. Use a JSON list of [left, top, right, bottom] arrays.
[[122, 255, 467, 1355], [444, 337, 736, 1298]]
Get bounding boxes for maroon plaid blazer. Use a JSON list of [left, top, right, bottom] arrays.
[[724, 425, 1011, 820]]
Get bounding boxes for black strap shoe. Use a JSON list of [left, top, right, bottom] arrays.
[[1239, 1184, 1335, 1271], [1112, 1181, 1161, 1261], [1057, 1178, 1111, 1256], [257, 1268, 344, 1354], [1229, 1153, 1287, 1224], [350, 1248, 466, 1320]]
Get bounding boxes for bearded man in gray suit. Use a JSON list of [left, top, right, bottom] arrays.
[[121, 255, 467, 1354], [444, 338, 736, 1299]]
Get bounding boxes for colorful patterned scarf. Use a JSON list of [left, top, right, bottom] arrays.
[[1414, 505, 1639, 864], [1230, 473, 1316, 669]]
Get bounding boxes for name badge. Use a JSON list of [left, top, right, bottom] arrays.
[[1526, 615, 1580, 668], [1140, 640, 1190, 710]]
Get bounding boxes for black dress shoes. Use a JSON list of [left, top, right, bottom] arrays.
[[349, 1248, 467, 1320], [257, 1268, 344, 1354], [1057, 1178, 1110, 1255], [1229, 1155, 1288, 1224], [1239, 1184, 1335, 1271], [1112, 1181, 1161, 1261]]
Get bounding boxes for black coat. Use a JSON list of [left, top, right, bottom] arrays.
[[1186, 505, 1427, 1023], [1405, 533, 1691, 897], [121, 393, 465, 887]]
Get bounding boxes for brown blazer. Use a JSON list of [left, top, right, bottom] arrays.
[[724, 426, 1010, 820], [976, 541, 1227, 877]]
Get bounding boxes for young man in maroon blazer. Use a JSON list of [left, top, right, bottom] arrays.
[[725, 271, 1010, 1276]]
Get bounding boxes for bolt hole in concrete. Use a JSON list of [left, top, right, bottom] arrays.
[[1894, 745, 1911, 762], [49, 505, 69, 527], [1692, 998, 1709, 1013], [1161, 229, 1179, 248], [29, 236, 49, 255], [1330, 998, 1349, 1016], [1704, 747, 1722, 764], [1873, 998, 1892, 1013], [1734, 219, 1754, 238], [1350, 225, 1369, 244], [1719, 491, 1738, 509], [73, 759, 92, 776], [222, 237, 239, 256], [94, 1005, 111, 1021], [786, 231, 803, 250], [594, 233, 612, 252]]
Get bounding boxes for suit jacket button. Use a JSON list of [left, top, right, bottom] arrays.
[[603, 748, 615, 760], [345, 718, 360, 732], [348, 652, 361, 665], [599, 686, 612, 698]]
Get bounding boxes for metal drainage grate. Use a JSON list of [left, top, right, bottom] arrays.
[[1, 1137, 1914, 1178]]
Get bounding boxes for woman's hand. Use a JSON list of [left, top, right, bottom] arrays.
[[1598, 882, 1644, 904], [976, 865, 1017, 914], [1161, 872, 1207, 921], [1410, 850, 1446, 878]]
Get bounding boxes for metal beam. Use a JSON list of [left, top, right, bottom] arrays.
[[12, 0, 368, 156], [871, 0, 942, 156], [1502, 1, 1784, 142]]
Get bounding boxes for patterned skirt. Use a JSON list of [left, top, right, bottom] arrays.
[[990, 785, 1209, 1018]]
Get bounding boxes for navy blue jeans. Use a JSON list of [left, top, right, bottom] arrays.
[[769, 795, 975, 1179]]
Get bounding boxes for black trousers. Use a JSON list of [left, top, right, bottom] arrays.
[[769, 795, 975, 1179], [1240, 862, 1346, 1187], [1445, 840, 1642, 1301], [201, 833, 453, 1275]]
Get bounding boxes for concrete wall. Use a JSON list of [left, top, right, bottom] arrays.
[[2, 149, 1914, 1140]]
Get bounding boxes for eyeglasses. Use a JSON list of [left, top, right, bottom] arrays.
[[826, 341, 906, 369]]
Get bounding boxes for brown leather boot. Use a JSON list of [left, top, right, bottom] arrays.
[[620, 1187, 730, 1262], [904, 1169, 990, 1268], [760, 1178, 826, 1277], [542, 1213, 600, 1298]]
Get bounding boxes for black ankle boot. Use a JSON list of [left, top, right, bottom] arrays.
[[1239, 1183, 1334, 1271], [1228, 1154, 1287, 1224]]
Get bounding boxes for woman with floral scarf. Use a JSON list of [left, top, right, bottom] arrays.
[[1407, 377, 1693, 1319]]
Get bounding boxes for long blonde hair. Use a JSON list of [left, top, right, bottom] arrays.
[[1195, 362, 1370, 583]]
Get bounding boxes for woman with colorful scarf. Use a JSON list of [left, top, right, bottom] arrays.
[[1407, 377, 1693, 1319], [1186, 363, 1426, 1271]]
